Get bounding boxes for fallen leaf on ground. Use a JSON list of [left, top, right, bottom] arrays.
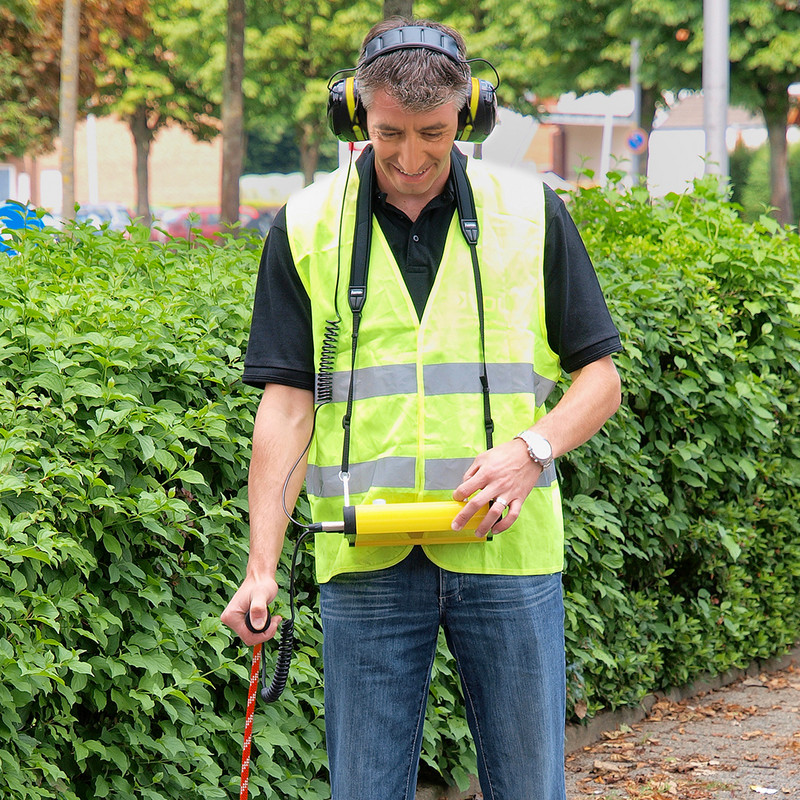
[[593, 759, 629, 774], [601, 728, 630, 740]]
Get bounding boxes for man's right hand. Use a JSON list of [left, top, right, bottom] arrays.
[[221, 574, 282, 646]]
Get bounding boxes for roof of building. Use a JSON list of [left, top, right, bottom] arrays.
[[656, 92, 763, 130], [542, 89, 635, 127]]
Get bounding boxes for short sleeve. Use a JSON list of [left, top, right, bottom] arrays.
[[542, 186, 622, 374], [242, 206, 315, 390]]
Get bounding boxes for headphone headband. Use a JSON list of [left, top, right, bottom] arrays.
[[360, 26, 462, 67]]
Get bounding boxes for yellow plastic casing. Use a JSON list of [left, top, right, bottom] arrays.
[[350, 501, 491, 547]]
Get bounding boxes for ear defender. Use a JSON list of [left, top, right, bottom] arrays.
[[456, 77, 497, 142], [327, 77, 370, 142], [326, 26, 498, 144]]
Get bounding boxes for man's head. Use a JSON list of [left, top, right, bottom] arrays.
[[326, 19, 497, 211], [352, 20, 472, 211], [355, 18, 471, 115], [326, 18, 496, 145]]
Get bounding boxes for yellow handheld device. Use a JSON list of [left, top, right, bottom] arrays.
[[314, 500, 492, 546]]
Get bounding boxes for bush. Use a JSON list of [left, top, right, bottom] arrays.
[[0, 224, 326, 799], [1, 183, 799, 797], [562, 174, 800, 717]]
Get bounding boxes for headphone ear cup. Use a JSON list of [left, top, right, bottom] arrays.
[[457, 78, 497, 143], [327, 77, 369, 142]]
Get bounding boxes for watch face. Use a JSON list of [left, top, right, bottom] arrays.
[[517, 431, 553, 466], [532, 438, 552, 460]]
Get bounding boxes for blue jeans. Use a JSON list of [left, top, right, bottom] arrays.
[[319, 547, 567, 800]]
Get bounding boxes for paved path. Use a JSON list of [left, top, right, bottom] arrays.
[[565, 664, 800, 799]]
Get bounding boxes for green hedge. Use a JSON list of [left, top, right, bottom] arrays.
[[562, 174, 800, 717], [0, 225, 326, 799], [1, 182, 799, 798]]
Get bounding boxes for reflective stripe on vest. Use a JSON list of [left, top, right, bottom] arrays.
[[307, 456, 556, 497], [328, 363, 557, 406]]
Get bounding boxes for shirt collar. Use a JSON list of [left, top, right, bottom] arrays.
[[373, 174, 456, 213]]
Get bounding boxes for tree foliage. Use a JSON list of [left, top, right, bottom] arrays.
[[95, 2, 216, 138], [243, 0, 376, 184], [0, 0, 93, 157], [415, 0, 554, 114], [94, 0, 218, 221], [727, 0, 800, 223], [0, 0, 36, 24], [0, 1, 41, 157], [470, 0, 704, 129], [156, 0, 375, 184], [0, 0, 168, 160], [0, 0, 218, 217], [473, 0, 799, 222], [0, 14, 52, 158]]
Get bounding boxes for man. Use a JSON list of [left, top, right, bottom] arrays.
[[222, 17, 622, 800]]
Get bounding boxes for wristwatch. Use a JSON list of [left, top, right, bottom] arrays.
[[515, 430, 554, 470]]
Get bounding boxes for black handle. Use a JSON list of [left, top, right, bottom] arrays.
[[244, 608, 272, 635]]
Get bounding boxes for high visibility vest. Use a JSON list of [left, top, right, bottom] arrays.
[[286, 156, 564, 583]]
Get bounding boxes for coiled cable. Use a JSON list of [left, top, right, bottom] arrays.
[[257, 527, 313, 702], [244, 526, 314, 703], [315, 319, 340, 404]]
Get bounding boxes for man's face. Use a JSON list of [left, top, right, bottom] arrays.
[[366, 88, 459, 210]]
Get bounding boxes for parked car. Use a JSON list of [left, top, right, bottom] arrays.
[[151, 205, 260, 241], [75, 203, 133, 231], [242, 207, 279, 237]]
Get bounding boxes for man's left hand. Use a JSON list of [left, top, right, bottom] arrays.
[[451, 437, 540, 537]]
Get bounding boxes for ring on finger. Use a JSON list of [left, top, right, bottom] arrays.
[[494, 496, 509, 509]]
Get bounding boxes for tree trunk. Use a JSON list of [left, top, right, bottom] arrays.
[[634, 85, 659, 184], [298, 125, 319, 186], [59, 0, 81, 220], [221, 0, 245, 226], [383, 0, 412, 19], [762, 88, 794, 226], [129, 106, 153, 227]]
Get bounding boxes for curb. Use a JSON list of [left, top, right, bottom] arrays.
[[564, 641, 800, 754], [416, 642, 800, 800]]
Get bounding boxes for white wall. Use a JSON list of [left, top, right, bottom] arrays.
[[647, 129, 707, 196]]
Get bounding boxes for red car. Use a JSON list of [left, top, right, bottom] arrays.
[[152, 205, 259, 241]]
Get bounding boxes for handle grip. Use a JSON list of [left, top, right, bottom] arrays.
[[244, 608, 272, 635]]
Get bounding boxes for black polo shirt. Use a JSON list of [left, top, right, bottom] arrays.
[[242, 153, 621, 391]]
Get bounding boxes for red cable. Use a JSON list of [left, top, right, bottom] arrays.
[[240, 643, 262, 800]]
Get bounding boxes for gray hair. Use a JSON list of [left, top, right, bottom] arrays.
[[356, 18, 471, 113]]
